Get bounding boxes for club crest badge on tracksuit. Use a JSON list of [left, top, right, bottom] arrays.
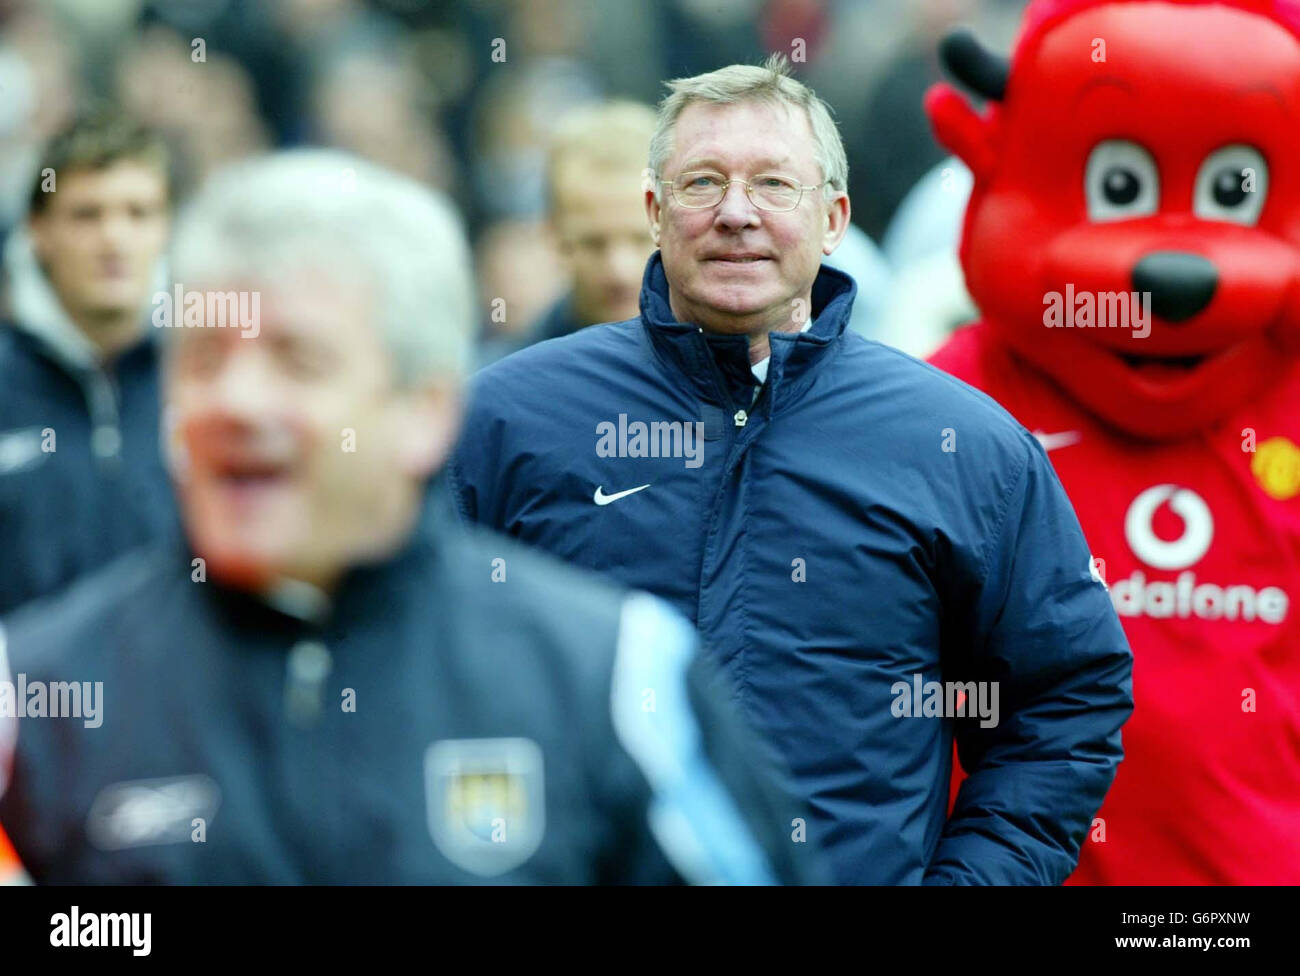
[[424, 737, 545, 877]]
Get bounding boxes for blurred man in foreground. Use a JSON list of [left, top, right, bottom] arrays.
[[0, 150, 812, 884], [0, 109, 175, 615], [482, 101, 657, 363], [450, 56, 1133, 884]]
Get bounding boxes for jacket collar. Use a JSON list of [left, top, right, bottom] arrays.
[[637, 250, 857, 414]]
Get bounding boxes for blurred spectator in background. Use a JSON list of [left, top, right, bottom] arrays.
[[0, 107, 175, 616], [474, 218, 568, 354], [466, 0, 605, 349], [115, 23, 270, 198], [308, 44, 456, 190], [481, 100, 657, 363], [542, 102, 658, 336], [0, 3, 79, 249]]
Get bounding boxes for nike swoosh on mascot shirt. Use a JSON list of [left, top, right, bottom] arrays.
[[1032, 430, 1083, 452]]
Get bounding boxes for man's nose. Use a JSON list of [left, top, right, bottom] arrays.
[[1132, 251, 1219, 322], [98, 211, 135, 249], [713, 180, 761, 228]]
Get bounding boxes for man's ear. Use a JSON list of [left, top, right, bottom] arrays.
[[643, 169, 662, 245], [822, 191, 851, 256], [394, 378, 463, 480]]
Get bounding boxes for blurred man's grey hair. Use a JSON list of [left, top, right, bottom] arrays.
[[647, 53, 849, 198], [168, 149, 474, 385]]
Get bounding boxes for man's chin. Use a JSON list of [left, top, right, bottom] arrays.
[[186, 519, 298, 586], [203, 554, 277, 591], [83, 287, 144, 315], [697, 263, 779, 295], [687, 287, 782, 326]]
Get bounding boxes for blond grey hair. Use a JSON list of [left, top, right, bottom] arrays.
[[168, 149, 474, 385], [648, 53, 848, 197]]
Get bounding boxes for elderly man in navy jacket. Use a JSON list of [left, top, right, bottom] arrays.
[[449, 54, 1134, 885]]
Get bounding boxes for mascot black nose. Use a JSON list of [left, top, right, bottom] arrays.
[[1131, 252, 1219, 322]]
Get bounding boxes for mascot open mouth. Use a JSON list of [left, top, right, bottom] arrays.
[[1116, 351, 1208, 376]]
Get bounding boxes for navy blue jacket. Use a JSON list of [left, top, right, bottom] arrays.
[[0, 489, 817, 884], [449, 253, 1134, 884], [0, 323, 176, 616]]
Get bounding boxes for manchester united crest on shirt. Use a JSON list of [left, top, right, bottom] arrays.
[[1251, 436, 1300, 500], [424, 737, 544, 877]]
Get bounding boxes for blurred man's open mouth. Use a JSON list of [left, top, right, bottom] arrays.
[[209, 457, 298, 507]]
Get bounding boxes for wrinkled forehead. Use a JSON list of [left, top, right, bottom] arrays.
[[665, 98, 819, 176]]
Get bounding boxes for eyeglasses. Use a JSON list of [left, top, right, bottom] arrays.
[[659, 172, 825, 213]]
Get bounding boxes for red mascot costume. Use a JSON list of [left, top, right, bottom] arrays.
[[928, 0, 1300, 883]]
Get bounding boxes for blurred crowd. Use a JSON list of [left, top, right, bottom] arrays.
[[1, 0, 1028, 358]]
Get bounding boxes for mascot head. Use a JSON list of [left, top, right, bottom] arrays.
[[927, 0, 1300, 439]]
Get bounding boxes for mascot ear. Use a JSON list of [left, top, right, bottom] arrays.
[[925, 84, 996, 180], [925, 27, 1008, 181]]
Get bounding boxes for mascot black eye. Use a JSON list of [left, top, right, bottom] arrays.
[[1195, 146, 1267, 225], [1085, 141, 1159, 221], [1212, 169, 1248, 208], [1104, 169, 1141, 205]]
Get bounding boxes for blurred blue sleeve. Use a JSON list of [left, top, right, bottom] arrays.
[[609, 592, 825, 885]]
